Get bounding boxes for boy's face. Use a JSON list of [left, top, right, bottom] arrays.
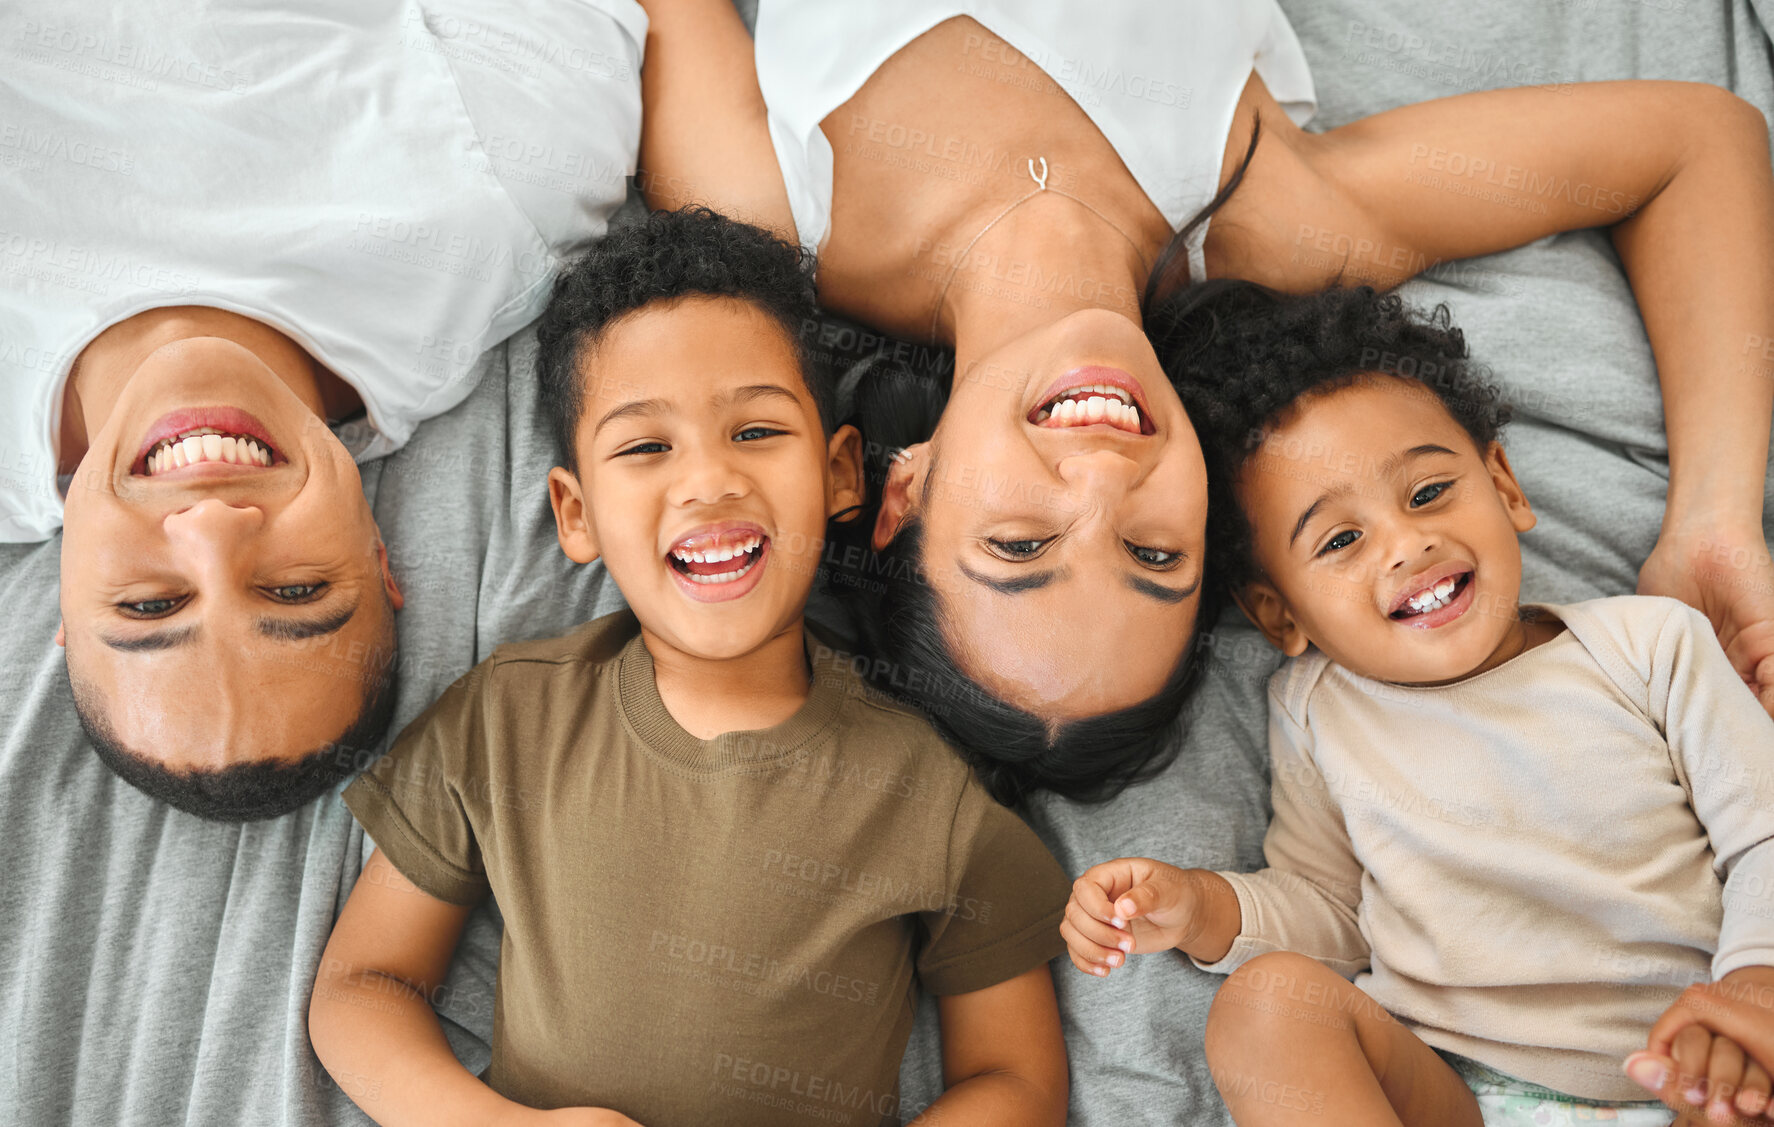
[[548, 296, 863, 661], [1235, 376, 1536, 685]]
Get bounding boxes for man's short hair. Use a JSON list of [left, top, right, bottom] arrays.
[[68, 616, 398, 822], [535, 206, 834, 472]]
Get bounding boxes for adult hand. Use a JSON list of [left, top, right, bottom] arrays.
[[1626, 966, 1774, 1124], [1639, 520, 1774, 714]]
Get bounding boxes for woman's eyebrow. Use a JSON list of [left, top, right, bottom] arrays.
[[1126, 573, 1199, 604], [956, 560, 1063, 595]]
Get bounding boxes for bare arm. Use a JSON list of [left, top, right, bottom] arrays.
[[632, 0, 795, 237], [912, 965, 1068, 1126], [1229, 80, 1774, 705]]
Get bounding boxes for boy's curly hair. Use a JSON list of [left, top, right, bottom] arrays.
[[1145, 280, 1511, 597], [535, 206, 833, 470]]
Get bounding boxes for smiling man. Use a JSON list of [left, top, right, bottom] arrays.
[[4, 0, 644, 818]]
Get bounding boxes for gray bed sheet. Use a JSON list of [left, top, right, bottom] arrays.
[[5, 2, 1774, 1124]]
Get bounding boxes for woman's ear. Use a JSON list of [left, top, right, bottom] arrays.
[[1233, 579, 1311, 658], [872, 441, 931, 551], [1483, 442, 1537, 534], [548, 466, 602, 565], [825, 424, 866, 521]]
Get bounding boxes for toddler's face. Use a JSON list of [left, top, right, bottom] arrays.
[[549, 296, 861, 662], [1235, 376, 1536, 685]]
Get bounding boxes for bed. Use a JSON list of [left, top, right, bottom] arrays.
[[3, 1, 1773, 1122]]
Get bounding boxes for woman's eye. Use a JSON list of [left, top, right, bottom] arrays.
[[117, 597, 181, 618], [735, 426, 785, 442], [987, 537, 1049, 560], [267, 583, 326, 603], [1318, 530, 1361, 556], [1411, 481, 1453, 507], [1128, 544, 1181, 568], [616, 441, 669, 457]]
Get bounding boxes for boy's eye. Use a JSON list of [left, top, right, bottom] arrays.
[[986, 537, 1050, 560], [1411, 481, 1453, 507], [615, 441, 670, 457], [266, 583, 326, 603], [1127, 543, 1181, 568], [735, 426, 785, 442], [1317, 530, 1361, 557], [116, 595, 184, 618]]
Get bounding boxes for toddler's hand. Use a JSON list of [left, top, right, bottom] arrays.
[[1062, 858, 1201, 978], [1627, 967, 1774, 1123]]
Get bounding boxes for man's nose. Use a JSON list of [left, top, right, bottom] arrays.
[[1055, 449, 1142, 508], [162, 499, 265, 581]]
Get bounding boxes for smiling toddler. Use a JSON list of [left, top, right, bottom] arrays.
[[308, 209, 1070, 1127], [1065, 285, 1774, 1127]]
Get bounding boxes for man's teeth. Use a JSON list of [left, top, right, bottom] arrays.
[[1035, 389, 1142, 433], [1404, 577, 1461, 614], [146, 428, 273, 474], [671, 535, 762, 565]]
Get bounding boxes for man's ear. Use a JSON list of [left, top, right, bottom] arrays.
[[825, 424, 866, 521], [1232, 579, 1311, 658], [55, 621, 65, 647], [1483, 441, 1536, 534], [548, 466, 602, 564], [872, 442, 930, 551], [374, 538, 405, 610]]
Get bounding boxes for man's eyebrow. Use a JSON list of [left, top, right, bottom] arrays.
[[256, 597, 360, 642], [99, 625, 198, 652], [1125, 571, 1200, 605], [957, 560, 1065, 595], [593, 397, 668, 436]]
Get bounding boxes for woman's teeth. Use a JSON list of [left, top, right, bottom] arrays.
[[1400, 576, 1461, 616], [146, 428, 273, 474], [1035, 385, 1142, 434]]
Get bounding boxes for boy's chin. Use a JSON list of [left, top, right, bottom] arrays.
[[642, 613, 795, 663]]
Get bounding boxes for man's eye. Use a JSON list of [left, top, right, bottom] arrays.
[[117, 597, 182, 618], [1411, 481, 1453, 507], [1318, 530, 1361, 556], [735, 426, 785, 442], [267, 583, 326, 603], [987, 537, 1049, 560], [616, 441, 669, 457], [1128, 544, 1181, 568]]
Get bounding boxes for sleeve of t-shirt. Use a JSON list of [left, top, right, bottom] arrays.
[[341, 662, 496, 906], [1196, 677, 1370, 978], [915, 773, 1070, 996], [1653, 602, 1774, 979]]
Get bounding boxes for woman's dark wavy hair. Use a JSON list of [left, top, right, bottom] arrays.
[[1145, 279, 1512, 600], [822, 126, 1279, 809]]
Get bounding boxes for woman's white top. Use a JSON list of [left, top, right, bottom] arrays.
[[0, 0, 644, 542], [754, 0, 1315, 275]]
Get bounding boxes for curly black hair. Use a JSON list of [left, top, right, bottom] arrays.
[[535, 207, 834, 470], [1145, 279, 1511, 598]]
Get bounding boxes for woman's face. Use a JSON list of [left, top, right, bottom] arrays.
[[883, 309, 1207, 722]]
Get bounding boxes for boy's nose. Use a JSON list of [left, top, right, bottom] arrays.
[[667, 453, 749, 507]]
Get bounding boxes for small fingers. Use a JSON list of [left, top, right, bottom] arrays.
[[1738, 1060, 1771, 1118], [1070, 869, 1123, 926], [1674, 1025, 1716, 1108], [1706, 1035, 1745, 1122], [1059, 916, 1120, 978]]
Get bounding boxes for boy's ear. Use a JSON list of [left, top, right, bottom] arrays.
[[547, 466, 602, 565], [1482, 441, 1536, 534], [825, 424, 866, 521], [871, 442, 931, 551], [1233, 579, 1311, 658]]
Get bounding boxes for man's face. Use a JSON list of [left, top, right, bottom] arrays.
[[549, 297, 861, 662], [59, 337, 402, 772]]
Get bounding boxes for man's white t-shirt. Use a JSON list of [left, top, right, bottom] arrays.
[[0, 0, 645, 542]]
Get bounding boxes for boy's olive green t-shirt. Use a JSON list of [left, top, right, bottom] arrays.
[[342, 611, 1069, 1126]]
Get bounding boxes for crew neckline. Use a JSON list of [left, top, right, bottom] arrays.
[[616, 629, 848, 772], [1338, 603, 1574, 695]]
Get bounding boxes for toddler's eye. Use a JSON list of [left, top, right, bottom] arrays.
[[987, 538, 1049, 560], [267, 583, 326, 603], [616, 441, 669, 456], [117, 596, 182, 618], [735, 426, 785, 442], [1318, 530, 1361, 556], [1128, 543, 1181, 568], [1411, 481, 1453, 507]]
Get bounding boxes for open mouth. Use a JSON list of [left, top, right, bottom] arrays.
[[1027, 367, 1156, 436], [132, 407, 284, 476], [1390, 570, 1473, 620], [666, 523, 771, 603]]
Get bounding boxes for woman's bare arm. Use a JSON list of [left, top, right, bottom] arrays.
[[632, 0, 795, 237], [1228, 80, 1774, 706]]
